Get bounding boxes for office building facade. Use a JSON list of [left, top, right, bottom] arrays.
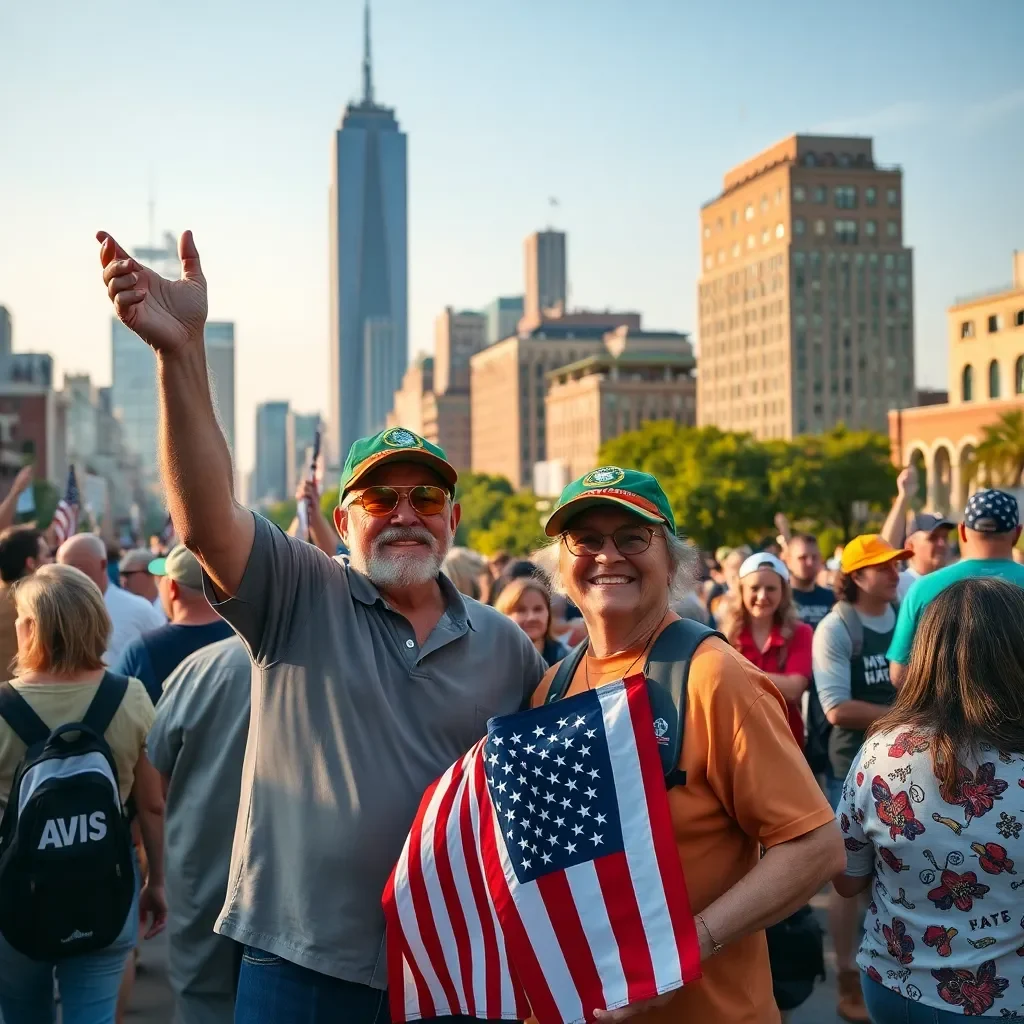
[[524, 231, 567, 324], [484, 296, 524, 346], [328, 1, 408, 464], [286, 411, 321, 494], [697, 134, 914, 439], [0, 307, 11, 361], [205, 321, 236, 462], [434, 308, 487, 395], [254, 401, 290, 504]]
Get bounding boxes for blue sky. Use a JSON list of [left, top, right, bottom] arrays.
[[1, 0, 1022, 475]]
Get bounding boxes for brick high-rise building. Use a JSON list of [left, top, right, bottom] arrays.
[[697, 134, 914, 439], [524, 231, 567, 325], [433, 307, 487, 395]]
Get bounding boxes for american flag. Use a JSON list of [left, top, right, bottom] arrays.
[[51, 465, 80, 546], [383, 676, 701, 1024]]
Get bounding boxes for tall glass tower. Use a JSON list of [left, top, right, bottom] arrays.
[[328, 0, 408, 466]]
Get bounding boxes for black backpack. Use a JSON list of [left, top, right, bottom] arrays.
[[545, 619, 721, 787], [0, 673, 135, 960]]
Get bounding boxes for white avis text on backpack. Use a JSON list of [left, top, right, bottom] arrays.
[[37, 811, 108, 850]]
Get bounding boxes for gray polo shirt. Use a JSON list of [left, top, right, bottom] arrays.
[[147, 636, 251, 1024], [210, 513, 547, 986]]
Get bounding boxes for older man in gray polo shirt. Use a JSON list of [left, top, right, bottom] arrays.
[[97, 229, 547, 1023]]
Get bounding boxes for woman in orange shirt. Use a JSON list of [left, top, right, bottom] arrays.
[[718, 552, 813, 748], [534, 467, 844, 1023]]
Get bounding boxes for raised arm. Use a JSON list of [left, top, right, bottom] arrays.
[[0, 465, 35, 532], [98, 231, 253, 596], [880, 466, 914, 549]]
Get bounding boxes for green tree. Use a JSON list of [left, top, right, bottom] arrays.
[[320, 486, 340, 518], [264, 499, 297, 531], [469, 491, 547, 556], [599, 423, 776, 549], [31, 481, 61, 529], [972, 410, 1024, 487], [454, 471, 514, 547], [768, 425, 896, 541]]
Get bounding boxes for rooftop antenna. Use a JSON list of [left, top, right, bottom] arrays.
[[547, 196, 559, 229], [362, 0, 375, 105]]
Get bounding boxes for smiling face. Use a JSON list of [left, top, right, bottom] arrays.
[[508, 586, 550, 644], [558, 507, 670, 624], [337, 462, 460, 590], [853, 560, 901, 603], [741, 567, 783, 622], [908, 527, 951, 574]]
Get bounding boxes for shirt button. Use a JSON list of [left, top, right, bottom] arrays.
[[405, 639, 415, 649]]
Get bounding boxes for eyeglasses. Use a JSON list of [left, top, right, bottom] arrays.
[[561, 525, 657, 557], [344, 484, 449, 518]]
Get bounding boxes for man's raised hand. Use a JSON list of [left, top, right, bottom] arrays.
[[97, 230, 208, 355]]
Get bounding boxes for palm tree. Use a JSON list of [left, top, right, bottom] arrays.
[[972, 410, 1024, 487]]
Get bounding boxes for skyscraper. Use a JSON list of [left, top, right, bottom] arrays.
[[254, 401, 290, 504], [329, 0, 408, 465], [483, 296, 524, 346], [697, 134, 914, 439], [205, 321, 236, 463], [524, 231, 567, 324], [0, 307, 11, 360], [433, 307, 487, 395], [285, 410, 321, 494]]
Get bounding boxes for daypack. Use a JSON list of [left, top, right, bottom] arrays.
[[0, 673, 135, 960], [545, 619, 722, 787]]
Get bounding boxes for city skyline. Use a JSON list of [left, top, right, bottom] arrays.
[[1, 0, 1022, 477]]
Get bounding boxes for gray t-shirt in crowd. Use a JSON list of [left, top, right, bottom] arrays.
[[209, 513, 547, 986], [147, 636, 251, 1024], [811, 605, 896, 715]]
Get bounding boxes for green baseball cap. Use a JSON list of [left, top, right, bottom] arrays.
[[340, 426, 458, 497], [544, 466, 676, 536], [148, 544, 204, 590]]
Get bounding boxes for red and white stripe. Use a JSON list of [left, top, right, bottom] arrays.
[[384, 677, 701, 1024], [50, 500, 77, 546]]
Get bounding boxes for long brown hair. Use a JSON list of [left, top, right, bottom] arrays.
[[493, 577, 555, 642], [719, 572, 800, 648], [871, 577, 1024, 801]]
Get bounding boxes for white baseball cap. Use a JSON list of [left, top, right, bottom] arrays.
[[738, 551, 790, 582]]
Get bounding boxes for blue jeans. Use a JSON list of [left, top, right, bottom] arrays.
[[0, 867, 140, 1024], [861, 974, 980, 1023], [235, 948, 511, 1024]]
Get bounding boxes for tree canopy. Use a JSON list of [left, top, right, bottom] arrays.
[[973, 410, 1024, 488]]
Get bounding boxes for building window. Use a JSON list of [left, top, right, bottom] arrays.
[[1016, 355, 1024, 394], [988, 313, 1003, 333], [804, 153, 817, 167], [762, 228, 770, 244], [775, 223, 785, 239], [704, 254, 713, 270], [717, 249, 725, 264], [732, 242, 740, 257], [775, 188, 783, 204], [793, 185, 806, 202], [760, 197, 769, 213], [731, 210, 738, 226], [1015, 309, 1024, 327], [886, 188, 899, 206], [814, 219, 826, 236], [747, 234, 756, 250], [962, 364, 974, 401], [703, 225, 711, 238], [887, 220, 899, 238], [989, 359, 1001, 398], [814, 186, 827, 204], [745, 204, 754, 221], [865, 187, 877, 207], [834, 186, 858, 209], [834, 219, 858, 244], [865, 219, 877, 238], [794, 217, 805, 236]]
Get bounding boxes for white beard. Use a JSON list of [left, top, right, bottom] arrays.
[[355, 526, 449, 589]]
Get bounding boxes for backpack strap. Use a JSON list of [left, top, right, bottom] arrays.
[[544, 640, 589, 705], [643, 619, 723, 789], [0, 681, 50, 748], [82, 672, 130, 738], [834, 601, 863, 660]]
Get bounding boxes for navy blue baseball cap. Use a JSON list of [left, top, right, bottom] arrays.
[[964, 489, 1020, 534], [908, 513, 954, 536]]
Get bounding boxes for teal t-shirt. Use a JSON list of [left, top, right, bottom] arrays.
[[887, 557, 1024, 664]]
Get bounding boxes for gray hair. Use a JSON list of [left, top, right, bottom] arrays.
[[537, 526, 699, 604]]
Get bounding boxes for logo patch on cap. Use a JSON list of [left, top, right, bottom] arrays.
[[583, 466, 625, 488], [382, 428, 423, 449]]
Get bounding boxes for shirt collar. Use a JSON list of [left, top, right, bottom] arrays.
[[740, 623, 786, 650], [344, 560, 476, 632]]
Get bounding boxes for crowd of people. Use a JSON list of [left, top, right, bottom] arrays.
[[0, 231, 1020, 1024]]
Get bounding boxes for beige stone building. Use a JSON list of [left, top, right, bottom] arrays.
[[698, 134, 914, 439], [545, 327, 697, 481], [888, 252, 1024, 516], [387, 355, 432, 437], [524, 230, 567, 324], [433, 307, 487, 395], [470, 314, 641, 488]]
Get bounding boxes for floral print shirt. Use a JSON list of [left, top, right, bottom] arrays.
[[839, 727, 1024, 1017]]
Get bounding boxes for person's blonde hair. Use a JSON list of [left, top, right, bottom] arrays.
[[719, 570, 800, 648], [442, 547, 488, 600], [12, 564, 110, 676], [493, 577, 555, 642]]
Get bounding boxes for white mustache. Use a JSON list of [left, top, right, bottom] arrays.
[[374, 526, 437, 552]]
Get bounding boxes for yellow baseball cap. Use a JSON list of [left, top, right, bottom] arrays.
[[840, 535, 912, 574]]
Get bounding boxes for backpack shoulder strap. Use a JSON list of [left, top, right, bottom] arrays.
[[82, 672, 130, 738], [644, 619, 723, 788], [834, 601, 863, 659], [544, 641, 588, 704], [0, 681, 50, 748]]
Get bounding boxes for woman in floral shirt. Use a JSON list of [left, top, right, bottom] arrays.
[[834, 577, 1024, 1021]]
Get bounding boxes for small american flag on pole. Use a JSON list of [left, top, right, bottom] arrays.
[[50, 465, 80, 546], [383, 676, 701, 1024]]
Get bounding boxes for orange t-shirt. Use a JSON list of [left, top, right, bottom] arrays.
[[530, 612, 834, 1024]]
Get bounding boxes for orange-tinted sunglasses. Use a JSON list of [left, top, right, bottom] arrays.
[[344, 484, 449, 518]]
